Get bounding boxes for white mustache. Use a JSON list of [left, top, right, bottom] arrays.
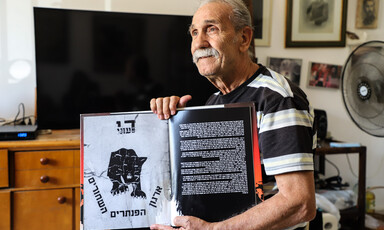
[[192, 48, 219, 63]]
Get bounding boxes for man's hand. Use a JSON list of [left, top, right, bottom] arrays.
[[150, 95, 192, 119], [150, 216, 214, 230]]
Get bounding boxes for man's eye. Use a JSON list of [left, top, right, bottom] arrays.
[[191, 30, 198, 36], [207, 27, 217, 33]]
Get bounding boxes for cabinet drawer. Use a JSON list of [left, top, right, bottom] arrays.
[[13, 189, 73, 230], [14, 150, 76, 170], [74, 167, 80, 184], [0, 149, 9, 188], [74, 150, 80, 183], [15, 168, 75, 188], [74, 150, 80, 167], [0, 191, 11, 230]]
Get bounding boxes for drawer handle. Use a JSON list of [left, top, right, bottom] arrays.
[[57, 196, 66, 204], [40, 158, 50, 165], [40, 175, 50, 183]]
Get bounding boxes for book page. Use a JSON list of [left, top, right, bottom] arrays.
[[168, 106, 256, 223], [81, 112, 172, 229]]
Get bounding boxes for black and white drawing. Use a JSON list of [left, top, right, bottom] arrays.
[[108, 148, 147, 198], [82, 113, 171, 229]]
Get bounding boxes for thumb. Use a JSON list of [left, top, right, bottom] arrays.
[[173, 216, 189, 227], [178, 95, 192, 108]]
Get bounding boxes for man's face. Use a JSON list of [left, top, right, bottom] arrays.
[[189, 2, 241, 77], [364, 0, 375, 15]]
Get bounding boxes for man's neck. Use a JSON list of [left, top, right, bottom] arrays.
[[208, 61, 259, 95]]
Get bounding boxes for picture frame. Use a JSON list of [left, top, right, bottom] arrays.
[[355, 0, 379, 29], [285, 0, 347, 47], [267, 57, 302, 85], [253, 0, 272, 47], [308, 62, 342, 89]]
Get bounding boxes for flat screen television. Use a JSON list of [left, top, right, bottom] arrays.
[[34, 7, 216, 130]]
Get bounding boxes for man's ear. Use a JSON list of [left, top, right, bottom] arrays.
[[238, 26, 253, 53]]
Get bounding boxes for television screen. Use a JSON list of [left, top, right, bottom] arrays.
[[34, 7, 216, 129]]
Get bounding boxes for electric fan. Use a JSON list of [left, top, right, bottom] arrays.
[[341, 40, 384, 137]]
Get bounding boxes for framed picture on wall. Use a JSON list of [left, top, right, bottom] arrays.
[[253, 0, 272, 46], [356, 0, 380, 29], [285, 0, 347, 47], [267, 57, 302, 85], [308, 62, 342, 89]]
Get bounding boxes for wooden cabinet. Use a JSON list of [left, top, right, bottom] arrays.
[[13, 189, 74, 230], [14, 150, 78, 188], [0, 191, 11, 229], [0, 149, 9, 187], [0, 130, 80, 230]]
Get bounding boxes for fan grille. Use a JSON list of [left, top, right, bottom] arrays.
[[341, 40, 384, 137]]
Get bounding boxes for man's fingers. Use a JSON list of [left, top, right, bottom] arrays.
[[150, 224, 174, 230], [150, 98, 157, 114], [173, 216, 190, 228], [155, 98, 164, 119], [178, 95, 192, 108], [162, 97, 171, 119], [169, 96, 181, 115], [150, 95, 191, 120], [154, 97, 174, 119], [151, 216, 211, 230]]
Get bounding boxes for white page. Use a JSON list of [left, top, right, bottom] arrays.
[[82, 113, 171, 229]]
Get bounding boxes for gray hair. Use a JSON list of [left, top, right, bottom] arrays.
[[197, 0, 255, 59]]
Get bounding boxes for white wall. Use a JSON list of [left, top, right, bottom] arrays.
[[0, 0, 200, 121], [1, 0, 383, 211]]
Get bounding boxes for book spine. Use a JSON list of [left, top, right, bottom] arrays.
[[251, 107, 263, 202]]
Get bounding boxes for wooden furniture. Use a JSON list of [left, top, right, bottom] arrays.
[[315, 141, 367, 230], [0, 129, 80, 230]]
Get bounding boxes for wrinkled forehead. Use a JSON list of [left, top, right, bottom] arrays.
[[190, 2, 233, 29]]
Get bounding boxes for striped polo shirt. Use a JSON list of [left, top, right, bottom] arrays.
[[206, 64, 316, 176]]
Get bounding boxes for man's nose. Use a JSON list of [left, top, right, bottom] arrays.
[[193, 32, 210, 50]]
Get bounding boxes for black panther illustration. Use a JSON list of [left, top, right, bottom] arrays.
[[107, 148, 147, 198]]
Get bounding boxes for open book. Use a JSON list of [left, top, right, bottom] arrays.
[[80, 103, 263, 229]]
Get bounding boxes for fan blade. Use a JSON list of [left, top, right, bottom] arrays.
[[342, 41, 384, 137]]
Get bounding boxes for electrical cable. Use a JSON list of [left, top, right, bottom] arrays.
[[1, 103, 35, 126], [0, 115, 34, 126], [13, 103, 25, 125], [325, 157, 340, 177], [346, 154, 359, 178]]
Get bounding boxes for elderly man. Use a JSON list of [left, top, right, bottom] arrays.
[[150, 0, 316, 229]]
